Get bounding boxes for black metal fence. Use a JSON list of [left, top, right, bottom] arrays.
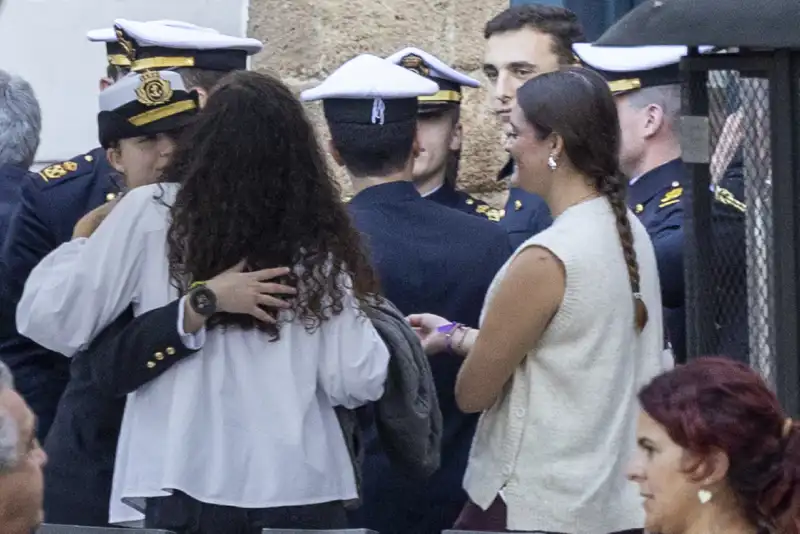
[[681, 49, 800, 415]]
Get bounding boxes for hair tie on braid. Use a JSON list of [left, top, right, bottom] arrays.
[[783, 417, 794, 439]]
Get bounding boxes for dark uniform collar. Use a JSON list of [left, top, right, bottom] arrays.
[[425, 182, 459, 207], [349, 180, 421, 207], [628, 158, 684, 208]]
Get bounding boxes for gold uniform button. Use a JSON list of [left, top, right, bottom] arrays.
[[514, 199, 523, 211], [106, 193, 117, 202], [154, 352, 164, 361], [635, 203, 644, 214], [166, 346, 176, 356], [146, 361, 156, 369], [85, 154, 94, 162]]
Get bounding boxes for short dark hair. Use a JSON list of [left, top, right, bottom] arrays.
[[484, 5, 585, 65], [328, 119, 417, 178], [517, 66, 648, 332], [174, 67, 232, 93]]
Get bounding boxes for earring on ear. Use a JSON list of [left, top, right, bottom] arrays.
[[547, 154, 558, 171], [697, 489, 713, 504]]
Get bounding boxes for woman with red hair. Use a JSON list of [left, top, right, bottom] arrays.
[[630, 357, 800, 534]]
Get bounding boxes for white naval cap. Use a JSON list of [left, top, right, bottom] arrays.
[[97, 70, 199, 148], [572, 43, 714, 94], [300, 54, 439, 125], [113, 18, 264, 72], [87, 21, 222, 68], [385, 46, 479, 106], [86, 20, 219, 43]]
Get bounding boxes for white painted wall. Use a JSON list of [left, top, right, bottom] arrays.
[[0, 0, 249, 168]]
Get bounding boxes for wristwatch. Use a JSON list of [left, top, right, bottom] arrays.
[[188, 284, 218, 317]]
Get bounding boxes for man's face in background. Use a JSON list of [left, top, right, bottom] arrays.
[[483, 27, 561, 123]]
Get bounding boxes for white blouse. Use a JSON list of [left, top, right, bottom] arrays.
[[17, 183, 390, 526]]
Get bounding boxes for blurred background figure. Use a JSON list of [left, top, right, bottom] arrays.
[[0, 360, 48, 534], [0, 70, 41, 244]]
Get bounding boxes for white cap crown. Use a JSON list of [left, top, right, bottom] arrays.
[[300, 54, 439, 102], [385, 46, 479, 88]]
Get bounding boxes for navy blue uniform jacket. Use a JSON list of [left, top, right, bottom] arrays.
[[0, 163, 29, 244], [495, 159, 552, 249], [43, 300, 197, 527], [498, 186, 552, 250], [0, 148, 121, 439], [346, 181, 512, 534], [628, 158, 747, 363], [426, 183, 503, 222]]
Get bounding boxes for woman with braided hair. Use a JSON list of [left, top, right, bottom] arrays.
[[408, 66, 667, 532]]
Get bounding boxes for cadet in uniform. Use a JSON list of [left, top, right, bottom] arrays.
[[33, 25, 264, 527], [574, 43, 748, 363], [0, 19, 263, 442], [386, 47, 502, 221], [40, 68, 201, 527], [301, 55, 512, 534], [0, 29, 129, 441]]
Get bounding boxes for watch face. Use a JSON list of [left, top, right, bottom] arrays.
[[190, 286, 217, 317]]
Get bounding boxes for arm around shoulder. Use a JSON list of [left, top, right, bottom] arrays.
[[88, 298, 202, 397]]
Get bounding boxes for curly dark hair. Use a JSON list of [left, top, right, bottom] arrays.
[[163, 70, 379, 338]]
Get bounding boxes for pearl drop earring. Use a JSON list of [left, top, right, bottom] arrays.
[[547, 154, 558, 171], [697, 489, 712, 504]]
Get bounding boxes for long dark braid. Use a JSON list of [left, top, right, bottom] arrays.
[[600, 176, 649, 332], [518, 65, 650, 334]]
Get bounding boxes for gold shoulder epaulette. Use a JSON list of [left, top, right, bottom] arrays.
[[658, 186, 683, 209], [38, 158, 84, 182], [714, 186, 746, 213], [472, 202, 503, 222]]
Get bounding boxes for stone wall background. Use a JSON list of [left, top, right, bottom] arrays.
[[248, 0, 509, 207]]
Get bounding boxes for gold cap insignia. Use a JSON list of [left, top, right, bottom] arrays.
[[400, 54, 430, 77], [114, 28, 136, 61], [136, 71, 173, 107]]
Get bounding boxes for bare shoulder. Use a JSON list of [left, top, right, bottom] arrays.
[[507, 244, 565, 285]]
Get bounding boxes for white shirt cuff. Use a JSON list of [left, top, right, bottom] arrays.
[[177, 296, 207, 350]]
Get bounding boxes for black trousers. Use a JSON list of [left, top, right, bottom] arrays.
[[144, 491, 348, 534]]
